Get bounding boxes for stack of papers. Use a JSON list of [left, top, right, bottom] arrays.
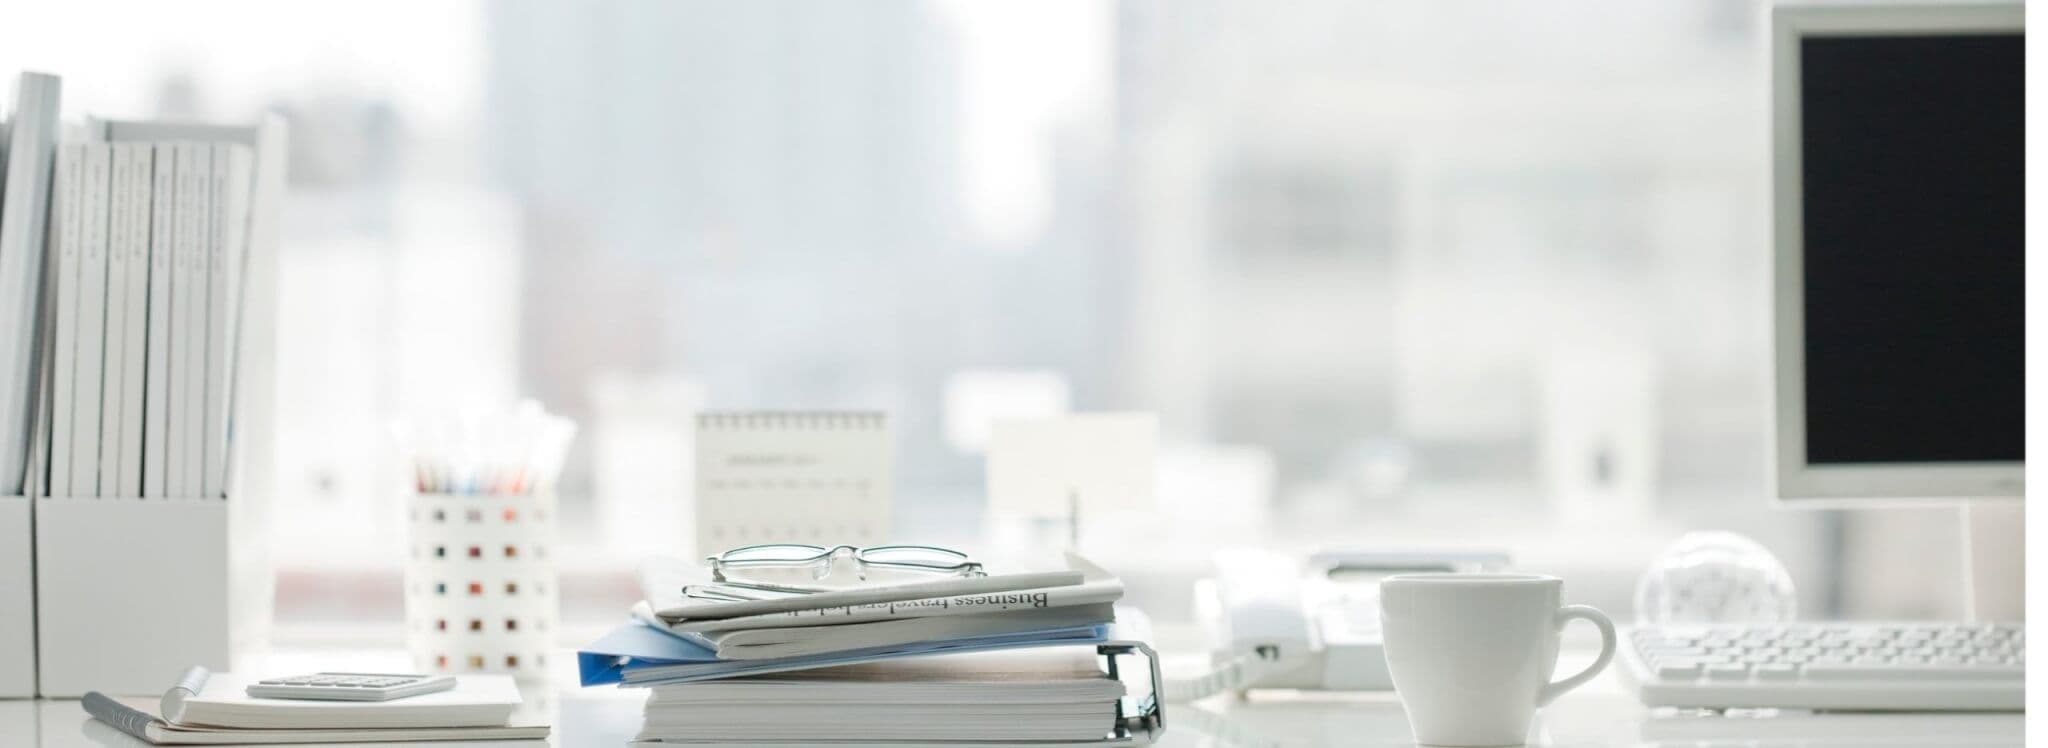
[[637, 648, 1125, 743], [579, 553, 1153, 745], [81, 668, 547, 745]]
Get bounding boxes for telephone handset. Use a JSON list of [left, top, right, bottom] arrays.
[[1166, 549, 1509, 701]]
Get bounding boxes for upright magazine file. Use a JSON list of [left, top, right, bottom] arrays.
[[32, 115, 286, 697], [0, 71, 62, 699]]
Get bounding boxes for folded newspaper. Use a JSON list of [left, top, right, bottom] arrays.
[[640, 554, 1102, 623], [639, 601, 1118, 660], [639, 552, 1123, 634]]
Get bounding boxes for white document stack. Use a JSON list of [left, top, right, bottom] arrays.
[[637, 648, 1126, 744], [579, 553, 1164, 744]]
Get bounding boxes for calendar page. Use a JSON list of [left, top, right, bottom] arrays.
[[694, 412, 892, 558]]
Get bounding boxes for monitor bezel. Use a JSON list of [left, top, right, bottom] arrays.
[[1769, 1, 2025, 503]]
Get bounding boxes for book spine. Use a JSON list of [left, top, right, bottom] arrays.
[[96, 144, 132, 496], [165, 143, 197, 497], [0, 72, 60, 496], [46, 144, 81, 497], [200, 145, 249, 498], [116, 144, 153, 498], [142, 143, 176, 498], [181, 144, 212, 496], [68, 144, 111, 495]]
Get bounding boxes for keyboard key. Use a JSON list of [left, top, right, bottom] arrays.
[[1704, 664, 1750, 680], [1754, 663, 1799, 680], [1652, 646, 1708, 657], [1656, 662, 1702, 680], [1654, 656, 1710, 667], [1801, 664, 1890, 680]]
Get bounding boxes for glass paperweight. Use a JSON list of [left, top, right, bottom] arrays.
[[1634, 531, 1797, 625]]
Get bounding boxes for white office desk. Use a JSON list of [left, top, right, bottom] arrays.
[[0, 647, 2021, 747], [1170, 683, 2022, 747]]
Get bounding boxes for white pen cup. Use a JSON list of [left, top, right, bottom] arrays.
[[404, 492, 559, 679], [1379, 573, 1616, 747]]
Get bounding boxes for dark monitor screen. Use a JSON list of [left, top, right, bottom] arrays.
[[1799, 32, 2023, 465]]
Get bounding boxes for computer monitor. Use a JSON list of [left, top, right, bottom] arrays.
[[1770, 2, 2024, 502]]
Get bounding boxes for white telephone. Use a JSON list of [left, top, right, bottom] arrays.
[[1168, 549, 1509, 701]]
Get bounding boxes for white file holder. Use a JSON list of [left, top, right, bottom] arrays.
[[0, 234, 47, 698], [0, 496, 31, 698], [35, 498, 232, 696], [31, 115, 285, 697]]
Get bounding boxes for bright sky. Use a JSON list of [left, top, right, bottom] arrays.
[[0, 0, 483, 129], [0, 0, 1109, 249], [934, 0, 1111, 248]]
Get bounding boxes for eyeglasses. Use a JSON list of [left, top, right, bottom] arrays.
[[706, 543, 985, 583]]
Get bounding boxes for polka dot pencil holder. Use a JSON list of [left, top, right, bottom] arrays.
[[405, 492, 557, 679]]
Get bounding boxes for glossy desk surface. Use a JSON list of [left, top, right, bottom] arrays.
[[0, 648, 2021, 747]]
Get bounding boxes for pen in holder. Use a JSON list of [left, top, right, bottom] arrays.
[[396, 401, 575, 680]]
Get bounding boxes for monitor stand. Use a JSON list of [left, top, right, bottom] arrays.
[[1961, 502, 2025, 621]]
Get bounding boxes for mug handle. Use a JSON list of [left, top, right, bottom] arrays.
[[1536, 604, 1616, 707]]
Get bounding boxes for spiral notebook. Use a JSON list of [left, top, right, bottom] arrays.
[[81, 667, 546, 744], [694, 411, 891, 554]]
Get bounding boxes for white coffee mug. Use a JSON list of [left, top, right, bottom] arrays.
[[1379, 573, 1616, 747]]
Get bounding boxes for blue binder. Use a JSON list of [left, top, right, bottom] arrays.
[[577, 619, 1109, 687]]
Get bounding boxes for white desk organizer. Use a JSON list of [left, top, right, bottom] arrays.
[[30, 116, 286, 697], [0, 72, 61, 700], [0, 497, 30, 698], [404, 492, 558, 679]]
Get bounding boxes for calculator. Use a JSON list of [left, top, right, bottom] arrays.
[[246, 672, 457, 701]]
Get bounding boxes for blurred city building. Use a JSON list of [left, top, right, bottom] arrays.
[[0, 0, 1969, 636]]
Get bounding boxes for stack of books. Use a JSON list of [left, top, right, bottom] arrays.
[[0, 69, 276, 503], [578, 554, 1164, 746], [0, 68, 272, 502], [82, 667, 548, 745], [44, 130, 257, 500]]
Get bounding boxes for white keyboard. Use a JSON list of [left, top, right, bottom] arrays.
[[1619, 622, 2024, 711]]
